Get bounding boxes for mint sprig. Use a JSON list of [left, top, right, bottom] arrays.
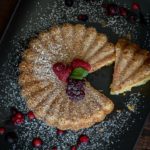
[[70, 67, 88, 80]]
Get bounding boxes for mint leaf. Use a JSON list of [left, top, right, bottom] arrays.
[[70, 67, 88, 80]]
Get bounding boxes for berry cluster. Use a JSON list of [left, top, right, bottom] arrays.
[[102, 2, 146, 25], [53, 59, 91, 100], [66, 78, 85, 101], [1, 106, 90, 148], [0, 107, 37, 145], [64, 0, 146, 25]]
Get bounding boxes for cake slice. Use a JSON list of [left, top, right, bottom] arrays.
[[44, 81, 114, 131], [111, 39, 150, 94]]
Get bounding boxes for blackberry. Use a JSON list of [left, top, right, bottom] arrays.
[[66, 79, 85, 101], [5, 132, 18, 144], [65, 0, 74, 7], [77, 14, 88, 22], [105, 4, 119, 16]]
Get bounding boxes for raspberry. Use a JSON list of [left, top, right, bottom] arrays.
[[32, 137, 43, 148], [105, 4, 119, 16], [127, 12, 138, 23], [58, 66, 72, 82], [131, 2, 140, 11], [71, 59, 91, 71], [11, 112, 24, 125], [53, 62, 66, 73], [56, 129, 65, 135], [66, 79, 85, 101], [78, 135, 90, 144], [53, 62, 72, 82], [0, 127, 5, 135], [27, 111, 35, 120], [119, 7, 128, 17], [10, 107, 18, 115], [71, 145, 77, 150], [52, 146, 57, 150], [5, 132, 18, 143], [77, 14, 88, 22]]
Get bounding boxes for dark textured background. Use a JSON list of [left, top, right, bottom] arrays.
[[0, 0, 150, 149]]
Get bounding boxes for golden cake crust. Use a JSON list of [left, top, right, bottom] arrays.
[[19, 23, 114, 131]]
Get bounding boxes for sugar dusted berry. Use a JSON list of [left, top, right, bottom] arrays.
[[11, 112, 24, 125], [78, 135, 90, 144], [32, 137, 43, 148], [27, 111, 35, 120], [53, 62, 72, 82], [71, 59, 91, 71]]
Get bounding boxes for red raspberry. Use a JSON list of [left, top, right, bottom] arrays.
[[11, 112, 24, 125], [71, 145, 77, 150], [53, 62, 72, 82], [53, 62, 66, 73], [78, 135, 89, 144], [10, 107, 18, 115], [56, 129, 65, 135], [32, 137, 43, 148], [27, 111, 35, 120], [52, 146, 57, 150], [58, 66, 72, 82], [131, 2, 140, 11], [77, 14, 88, 22], [71, 59, 91, 71], [119, 7, 128, 17], [0, 127, 5, 135]]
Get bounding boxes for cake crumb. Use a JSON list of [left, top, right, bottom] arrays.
[[125, 33, 132, 40], [116, 109, 122, 113], [127, 104, 135, 112], [100, 20, 108, 28], [99, 128, 104, 132], [122, 92, 126, 96]]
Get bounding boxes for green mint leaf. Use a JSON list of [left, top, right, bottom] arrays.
[[70, 67, 88, 80]]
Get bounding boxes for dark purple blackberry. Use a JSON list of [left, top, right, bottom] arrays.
[[127, 12, 139, 23], [5, 132, 18, 144], [66, 79, 85, 101], [119, 7, 128, 17], [65, 0, 74, 7], [105, 4, 119, 16], [77, 14, 88, 22], [10, 107, 18, 115]]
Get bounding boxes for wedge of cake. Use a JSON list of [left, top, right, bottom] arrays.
[[111, 38, 150, 95]]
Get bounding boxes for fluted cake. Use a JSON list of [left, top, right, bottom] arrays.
[[111, 38, 150, 95], [19, 24, 115, 131]]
